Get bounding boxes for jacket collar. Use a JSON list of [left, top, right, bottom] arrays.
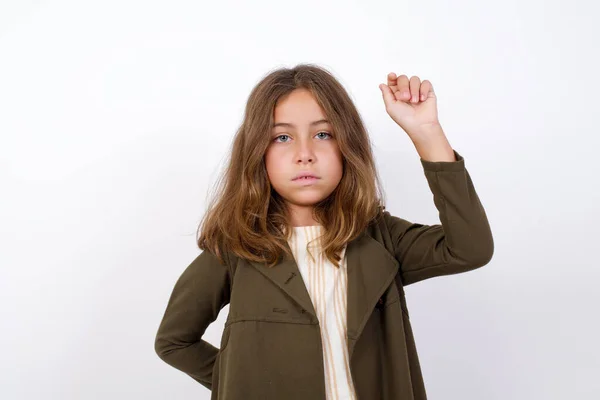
[[248, 227, 399, 357]]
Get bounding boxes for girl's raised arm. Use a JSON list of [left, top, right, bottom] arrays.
[[379, 73, 494, 285]]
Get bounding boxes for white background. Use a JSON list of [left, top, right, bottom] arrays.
[[1, 0, 599, 399]]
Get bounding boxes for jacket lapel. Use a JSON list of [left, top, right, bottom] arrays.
[[248, 228, 399, 357], [248, 242, 318, 318], [345, 230, 399, 357]]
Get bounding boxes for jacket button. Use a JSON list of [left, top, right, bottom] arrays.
[[301, 309, 306, 313]]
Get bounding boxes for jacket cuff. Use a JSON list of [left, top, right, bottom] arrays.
[[420, 149, 465, 172]]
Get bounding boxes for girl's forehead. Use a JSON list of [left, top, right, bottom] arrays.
[[273, 107, 329, 129], [274, 90, 325, 118]]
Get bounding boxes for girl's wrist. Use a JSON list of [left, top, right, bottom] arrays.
[[412, 132, 456, 162]]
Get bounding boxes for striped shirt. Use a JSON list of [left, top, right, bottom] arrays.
[[287, 225, 357, 400]]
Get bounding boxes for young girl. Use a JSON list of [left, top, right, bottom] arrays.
[[154, 64, 494, 400]]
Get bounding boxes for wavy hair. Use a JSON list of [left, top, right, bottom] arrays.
[[197, 63, 387, 268]]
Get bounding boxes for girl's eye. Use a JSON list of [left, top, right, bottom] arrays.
[[273, 132, 332, 143], [274, 134, 290, 143], [316, 131, 332, 140]]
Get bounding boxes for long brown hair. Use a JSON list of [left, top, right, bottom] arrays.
[[197, 63, 387, 268]]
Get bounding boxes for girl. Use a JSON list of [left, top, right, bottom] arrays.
[[154, 64, 494, 400]]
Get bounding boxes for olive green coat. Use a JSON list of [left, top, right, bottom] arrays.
[[154, 149, 494, 399]]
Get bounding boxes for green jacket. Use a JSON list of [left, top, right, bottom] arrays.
[[154, 149, 494, 399]]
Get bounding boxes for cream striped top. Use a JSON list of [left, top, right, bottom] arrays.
[[287, 225, 357, 400]]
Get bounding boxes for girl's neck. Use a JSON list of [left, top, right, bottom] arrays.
[[287, 206, 319, 227]]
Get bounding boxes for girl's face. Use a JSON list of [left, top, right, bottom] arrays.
[[265, 88, 343, 226]]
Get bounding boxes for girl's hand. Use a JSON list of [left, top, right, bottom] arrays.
[[379, 73, 442, 142]]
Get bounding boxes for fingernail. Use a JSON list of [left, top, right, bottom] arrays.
[[412, 96, 418, 102], [420, 94, 425, 101]]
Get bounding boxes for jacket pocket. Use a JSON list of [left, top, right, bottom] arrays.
[[215, 319, 325, 399]]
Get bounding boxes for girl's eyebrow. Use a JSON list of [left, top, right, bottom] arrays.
[[272, 119, 330, 128]]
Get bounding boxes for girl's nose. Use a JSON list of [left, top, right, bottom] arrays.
[[295, 142, 315, 164]]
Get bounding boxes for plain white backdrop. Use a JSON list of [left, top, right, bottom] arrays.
[[1, 0, 599, 399]]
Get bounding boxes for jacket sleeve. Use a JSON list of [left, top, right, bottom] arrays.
[[384, 149, 494, 286], [154, 249, 231, 390]]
